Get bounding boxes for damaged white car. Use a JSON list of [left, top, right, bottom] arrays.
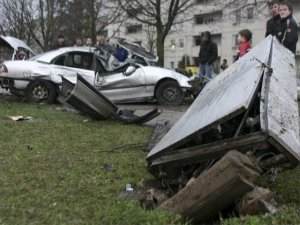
[[0, 41, 193, 105]]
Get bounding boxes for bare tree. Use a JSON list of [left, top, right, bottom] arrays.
[[0, 0, 124, 51], [0, 0, 68, 51], [118, 0, 197, 66], [0, 0, 31, 41], [84, 0, 125, 43]]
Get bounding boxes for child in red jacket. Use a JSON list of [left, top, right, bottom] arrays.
[[237, 29, 252, 58]]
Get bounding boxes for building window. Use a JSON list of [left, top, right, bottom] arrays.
[[247, 8, 254, 20], [232, 34, 238, 48], [194, 11, 222, 25], [127, 6, 143, 17], [126, 24, 142, 34], [232, 9, 241, 24], [179, 39, 184, 48], [170, 61, 175, 69], [196, 0, 209, 4], [194, 35, 201, 46], [195, 15, 204, 24]]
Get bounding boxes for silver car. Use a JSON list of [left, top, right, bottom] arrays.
[[0, 46, 193, 105]]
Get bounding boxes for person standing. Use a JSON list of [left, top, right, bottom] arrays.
[[198, 31, 218, 81], [236, 29, 252, 59], [276, 1, 298, 54], [74, 37, 84, 47], [265, 0, 280, 37], [95, 32, 115, 54], [52, 34, 68, 50], [85, 37, 93, 47]]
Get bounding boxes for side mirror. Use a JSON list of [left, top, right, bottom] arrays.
[[123, 66, 136, 76]]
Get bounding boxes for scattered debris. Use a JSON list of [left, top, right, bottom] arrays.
[[237, 187, 278, 216], [158, 151, 262, 223], [145, 121, 170, 151], [146, 36, 299, 187], [60, 74, 161, 124], [144, 36, 300, 223], [9, 116, 33, 121], [103, 164, 115, 172], [117, 179, 169, 210], [125, 184, 134, 192]]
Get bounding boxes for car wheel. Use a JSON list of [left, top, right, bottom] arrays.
[[26, 80, 57, 103], [155, 80, 185, 106]]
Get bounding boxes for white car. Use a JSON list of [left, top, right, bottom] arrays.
[[0, 46, 193, 105]]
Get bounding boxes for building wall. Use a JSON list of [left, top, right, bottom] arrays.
[[106, 0, 300, 75]]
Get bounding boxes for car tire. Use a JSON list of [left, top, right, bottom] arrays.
[[155, 80, 185, 106], [26, 80, 57, 103]]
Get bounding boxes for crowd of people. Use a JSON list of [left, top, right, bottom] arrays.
[[51, 32, 114, 51], [50, 1, 298, 80], [199, 0, 298, 79]]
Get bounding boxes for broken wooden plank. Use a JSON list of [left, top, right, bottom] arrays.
[[149, 132, 268, 169], [159, 151, 262, 223]]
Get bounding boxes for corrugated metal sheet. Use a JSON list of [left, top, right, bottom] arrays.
[[260, 37, 300, 161], [147, 36, 273, 160]]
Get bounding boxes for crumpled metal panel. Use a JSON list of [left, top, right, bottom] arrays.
[[64, 75, 118, 119], [260, 37, 300, 161], [147, 36, 273, 160], [62, 74, 161, 124]]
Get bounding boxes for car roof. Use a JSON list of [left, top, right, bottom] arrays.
[[30, 47, 96, 63], [0, 35, 35, 54]]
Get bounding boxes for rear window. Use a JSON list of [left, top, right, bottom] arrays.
[[0, 46, 14, 62]]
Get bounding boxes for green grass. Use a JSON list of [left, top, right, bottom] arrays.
[[1, 96, 299, 225], [0, 96, 185, 225]]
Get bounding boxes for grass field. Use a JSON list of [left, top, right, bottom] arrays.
[[0, 96, 185, 225], [0, 96, 299, 225]]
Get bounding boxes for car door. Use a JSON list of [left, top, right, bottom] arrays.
[[50, 52, 95, 85], [94, 64, 147, 102]]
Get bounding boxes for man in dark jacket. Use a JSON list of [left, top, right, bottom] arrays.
[[52, 34, 68, 50], [265, 0, 280, 37], [276, 1, 298, 54], [198, 31, 218, 81]]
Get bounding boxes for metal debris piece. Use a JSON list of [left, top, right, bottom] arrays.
[[146, 121, 170, 151], [60, 74, 161, 124], [9, 116, 33, 121]]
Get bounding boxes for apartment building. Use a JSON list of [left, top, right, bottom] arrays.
[[105, 0, 300, 75]]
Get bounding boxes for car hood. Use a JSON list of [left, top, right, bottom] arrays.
[[141, 66, 192, 88], [0, 35, 35, 54]]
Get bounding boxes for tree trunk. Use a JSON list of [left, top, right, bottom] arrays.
[[156, 34, 165, 67]]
